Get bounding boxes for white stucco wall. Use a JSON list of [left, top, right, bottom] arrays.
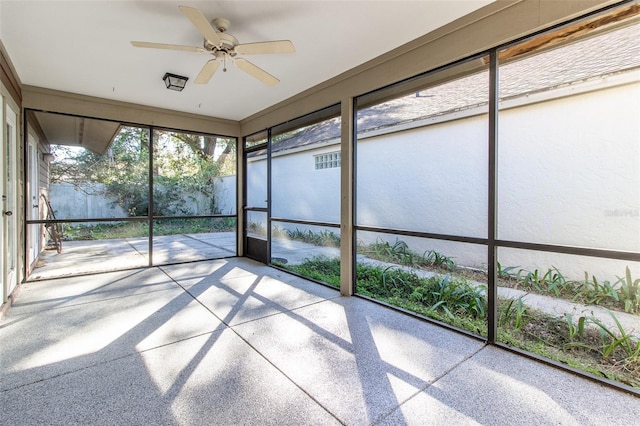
[[272, 145, 341, 223], [245, 78, 639, 281], [357, 114, 488, 238], [498, 82, 640, 252], [496, 81, 640, 280]]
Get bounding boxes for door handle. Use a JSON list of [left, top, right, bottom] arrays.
[[3, 211, 13, 216], [33, 205, 39, 208]]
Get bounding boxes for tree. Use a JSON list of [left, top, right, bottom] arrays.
[[50, 127, 236, 217]]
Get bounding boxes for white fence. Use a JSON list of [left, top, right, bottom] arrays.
[[50, 175, 237, 220]]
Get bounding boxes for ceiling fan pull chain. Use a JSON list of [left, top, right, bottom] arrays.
[[223, 52, 227, 72]]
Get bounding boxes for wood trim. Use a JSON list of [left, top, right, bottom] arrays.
[[0, 40, 22, 104], [25, 110, 49, 144], [22, 85, 240, 137], [496, 3, 640, 63]]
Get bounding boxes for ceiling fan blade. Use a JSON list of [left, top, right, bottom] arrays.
[[131, 41, 206, 53], [195, 60, 220, 84], [178, 5, 221, 46], [235, 40, 295, 55], [234, 58, 279, 86]]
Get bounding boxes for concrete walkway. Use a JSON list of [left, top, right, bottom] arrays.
[[2, 257, 638, 425]]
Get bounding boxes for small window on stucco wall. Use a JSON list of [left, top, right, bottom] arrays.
[[314, 151, 341, 170]]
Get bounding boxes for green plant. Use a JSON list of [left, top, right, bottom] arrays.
[[280, 256, 341, 287], [65, 221, 148, 240], [282, 256, 640, 388], [381, 265, 412, 293], [617, 267, 640, 314], [282, 228, 341, 248], [366, 238, 414, 265], [562, 312, 587, 343], [408, 274, 486, 320], [544, 267, 569, 297], [423, 250, 456, 271], [64, 217, 237, 241], [519, 266, 570, 297], [497, 262, 520, 279], [589, 310, 639, 359], [499, 296, 528, 330], [362, 238, 457, 274], [574, 272, 619, 306]]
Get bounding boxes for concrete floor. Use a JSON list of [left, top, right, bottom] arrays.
[[30, 232, 237, 280], [2, 257, 638, 425]]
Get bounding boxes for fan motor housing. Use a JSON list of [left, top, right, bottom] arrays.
[[204, 32, 238, 53]]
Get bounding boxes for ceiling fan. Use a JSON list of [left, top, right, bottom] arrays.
[[131, 5, 295, 86]]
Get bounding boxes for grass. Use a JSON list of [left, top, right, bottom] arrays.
[[281, 254, 640, 389], [273, 227, 341, 248], [277, 230, 639, 316], [498, 263, 640, 315], [274, 255, 341, 287], [499, 307, 640, 388], [360, 238, 456, 272], [64, 217, 236, 240]]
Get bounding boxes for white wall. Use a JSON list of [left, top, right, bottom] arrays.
[[246, 156, 267, 208], [357, 114, 488, 238], [496, 81, 640, 281], [215, 175, 237, 215], [272, 145, 341, 223], [498, 82, 640, 252], [51, 175, 237, 219], [50, 183, 128, 220], [248, 79, 639, 282]]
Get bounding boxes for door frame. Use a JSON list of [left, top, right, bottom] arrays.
[[2, 97, 19, 302], [27, 127, 41, 271], [243, 134, 270, 264]]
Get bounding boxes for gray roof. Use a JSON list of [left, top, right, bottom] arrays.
[[273, 22, 640, 152]]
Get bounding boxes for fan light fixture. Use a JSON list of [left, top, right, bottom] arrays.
[[132, 6, 295, 86], [162, 73, 188, 91]]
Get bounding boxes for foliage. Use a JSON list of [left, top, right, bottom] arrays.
[[281, 230, 637, 316], [499, 263, 639, 314], [618, 267, 640, 314], [498, 296, 528, 330], [50, 127, 236, 217], [361, 238, 456, 272], [246, 221, 267, 238], [282, 255, 486, 334], [500, 308, 639, 388], [64, 217, 236, 241], [275, 256, 341, 287], [282, 255, 640, 388], [278, 228, 341, 247]]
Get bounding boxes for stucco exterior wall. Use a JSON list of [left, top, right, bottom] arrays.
[[498, 81, 640, 252], [272, 145, 341, 223], [357, 114, 488, 238], [245, 79, 640, 281]]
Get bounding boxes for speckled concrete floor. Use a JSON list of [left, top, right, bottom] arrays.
[[2, 257, 638, 425]]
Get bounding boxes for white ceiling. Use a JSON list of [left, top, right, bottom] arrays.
[[1, 0, 492, 121]]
